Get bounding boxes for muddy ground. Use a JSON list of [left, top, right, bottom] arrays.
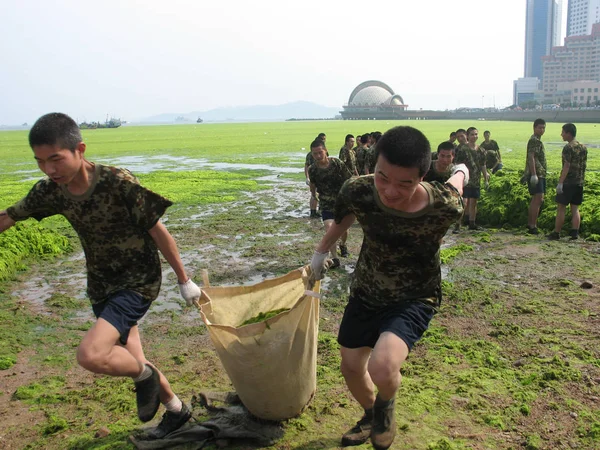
[[1, 172, 600, 450]]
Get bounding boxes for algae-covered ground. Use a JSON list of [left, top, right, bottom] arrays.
[[1, 121, 600, 449]]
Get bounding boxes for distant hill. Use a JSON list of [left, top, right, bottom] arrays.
[[139, 101, 340, 123]]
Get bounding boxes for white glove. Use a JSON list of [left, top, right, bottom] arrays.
[[310, 250, 330, 282], [530, 175, 538, 186], [556, 183, 564, 195], [178, 278, 202, 306], [451, 163, 470, 187]]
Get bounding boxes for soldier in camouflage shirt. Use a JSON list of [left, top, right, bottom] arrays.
[[454, 127, 488, 230], [0, 113, 200, 437], [364, 131, 382, 175], [308, 139, 353, 266], [309, 126, 467, 449], [548, 123, 588, 240], [304, 151, 320, 218], [480, 130, 503, 173], [424, 141, 455, 183], [355, 135, 370, 175], [339, 134, 359, 176], [524, 119, 547, 234]]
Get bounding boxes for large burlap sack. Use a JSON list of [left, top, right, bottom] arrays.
[[198, 266, 320, 421]]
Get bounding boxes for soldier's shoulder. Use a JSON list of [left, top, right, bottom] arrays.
[[98, 164, 139, 186]]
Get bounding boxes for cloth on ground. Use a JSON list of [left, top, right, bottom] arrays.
[[130, 391, 284, 449]]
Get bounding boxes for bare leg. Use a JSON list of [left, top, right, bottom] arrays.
[[368, 332, 409, 401], [571, 204, 580, 230], [554, 203, 567, 233], [340, 346, 376, 409], [528, 194, 544, 228], [469, 199, 478, 223], [340, 230, 348, 245]]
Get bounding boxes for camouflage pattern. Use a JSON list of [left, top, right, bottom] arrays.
[[334, 176, 463, 310], [7, 164, 172, 304], [338, 145, 358, 175], [355, 146, 369, 176], [364, 145, 377, 174], [562, 140, 588, 185], [480, 139, 501, 168], [454, 144, 486, 188], [423, 161, 454, 184], [525, 135, 547, 178], [308, 157, 352, 212]]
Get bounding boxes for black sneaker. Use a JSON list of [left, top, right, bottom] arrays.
[[330, 258, 341, 269], [569, 230, 579, 240], [135, 365, 161, 422], [547, 231, 560, 241], [468, 223, 483, 231], [527, 226, 539, 235], [141, 404, 192, 440], [339, 244, 349, 258], [341, 412, 372, 447], [371, 398, 396, 450]]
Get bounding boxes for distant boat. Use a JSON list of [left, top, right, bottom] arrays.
[[197, 117, 203, 123]]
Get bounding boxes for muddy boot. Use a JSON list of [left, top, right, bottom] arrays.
[[135, 365, 161, 423], [341, 409, 373, 447], [371, 396, 396, 450], [339, 244, 349, 258], [468, 222, 482, 231], [452, 223, 460, 234], [547, 231, 560, 241], [141, 404, 192, 440], [526, 226, 539, 235], [330, 258, 341, 269], [569, 229, 579, 240]]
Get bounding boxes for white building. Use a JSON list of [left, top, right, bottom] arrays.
[[513, 77, 541, 105], [567, 0, 600, 37]]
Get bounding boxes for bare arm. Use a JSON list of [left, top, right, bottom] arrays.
[[0, 211, 16, 234], [148, 221, 188, 283], [447, 172, 465, 197], [304, 164, 310, 180], [528, 153, 536, 176], [315, 214, 356, 253], [558, 161, 570, 184]]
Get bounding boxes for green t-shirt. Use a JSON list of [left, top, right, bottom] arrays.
[[7, 164, 172, 304], [334, 176, 463, 310], [526, 135, 547, 178], [308, 158, 352, 212], [338, 146, 357, 175], [562, 140, 588, 185], [364, 145, 377, 174], [454, 144, 486, 187]]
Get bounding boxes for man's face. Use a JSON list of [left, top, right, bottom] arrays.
[[534, 124, 546, 137], [374, 154, 423, 210], [347, 137, 356, 148], [483, 132, 490, 141], [437, 149, 454, 167], [311, 145, 328, 162], [449, 134, 456, 143], [33, 144, 85, 184], [561, 129, 571, 141], [456, 132, 467, 144], [468, 129, 478, 144]]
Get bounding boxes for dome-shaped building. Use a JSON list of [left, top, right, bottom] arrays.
[[341, 80, 408, 120]]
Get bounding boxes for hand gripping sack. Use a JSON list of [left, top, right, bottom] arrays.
[[198, 266, 320, 421]]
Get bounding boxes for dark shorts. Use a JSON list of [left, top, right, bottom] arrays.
[[92, 290, 151, 345], [556, 184, 583, 206], [463, 186, 481, 199], [321, 210, 335, 221], [528, 177, 546, 196], [337, 297, 436, 351]]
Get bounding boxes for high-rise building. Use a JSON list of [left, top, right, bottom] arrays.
[[567, 0, 600, 37], [524, 0, 563, 80]]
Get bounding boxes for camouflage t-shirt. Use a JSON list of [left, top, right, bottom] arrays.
[[423, 161, 454, 184], [6, 164, 172, 304], [339, 146, 358, 175], [480, 139, 501, 168], [562, 140, 588, 185], [454, 144, 486, 188], [355, 146, 369, 175], [334, 176, 463, 310], [364, 145, 377, 174], [525, 135, 547, 178], [308, 157, 352, 212]]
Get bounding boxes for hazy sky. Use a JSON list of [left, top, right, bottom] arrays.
[[1, 0, 568, 124]]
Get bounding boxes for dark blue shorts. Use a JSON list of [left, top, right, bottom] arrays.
[[337, 297, 436, 351], [92, 290, 151, 345], [321, 210, 335, 221], [556, 184, 583, 206], [463, 186, 481, 199], [528, 177, 546, 195]]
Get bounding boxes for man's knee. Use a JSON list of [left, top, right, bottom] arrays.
[[368, 358, 399, 387], [76, 342, 109, 372]]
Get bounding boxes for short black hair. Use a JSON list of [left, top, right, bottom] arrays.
[[310, 139, 326, 150], [484, 130, 491, 135], [534, 118, 546, 128], [466, 126, 478, 136], [449, 131, 457, 138], [371, 131, 382, 143], [456, 128, 466, 134], [317, 133, 326, 139], [374, 126, 431, 176], [437, 141, 454, 153], [562, 123, 577, 137], [360, 135, 369, 144], [345, 134, 355, 143], [29, 112, 82, 152]]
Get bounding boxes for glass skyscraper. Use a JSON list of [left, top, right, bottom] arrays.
[[524, 0, 563, 80]]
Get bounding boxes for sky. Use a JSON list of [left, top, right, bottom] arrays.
[[0, 0, 569, 125]]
